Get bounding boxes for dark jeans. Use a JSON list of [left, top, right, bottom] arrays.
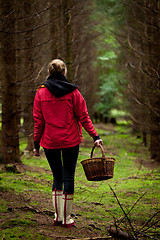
[[44, 145, 79, 194]]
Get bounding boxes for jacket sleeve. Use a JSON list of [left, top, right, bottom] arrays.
[[73, 89, 99, 139], [33, 91, 45, 148]]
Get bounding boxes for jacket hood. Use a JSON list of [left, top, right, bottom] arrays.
[[44, 73, 78, 97]]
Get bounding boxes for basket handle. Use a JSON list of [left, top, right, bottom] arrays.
[[90, 145, 105, 159]]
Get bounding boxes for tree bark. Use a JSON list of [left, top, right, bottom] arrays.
[[19, 0, 36, 152], [64, 0, 73, 82], [150, 129, 160, 161], [0, 0, 20, 163]]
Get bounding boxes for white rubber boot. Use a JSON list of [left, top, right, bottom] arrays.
[[52, 189, 63, 225], [62, 193, 75, 228]]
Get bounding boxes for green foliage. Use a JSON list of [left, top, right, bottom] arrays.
[[92, 1, 127, 117], [110, 109, 129, 118], [96, 0, 126, 22], [94, 71, 124, 117]]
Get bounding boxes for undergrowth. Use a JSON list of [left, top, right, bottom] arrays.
[[0, 123, 160, 239]]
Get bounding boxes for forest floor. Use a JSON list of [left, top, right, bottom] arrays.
[[0, 123, 160, 240]]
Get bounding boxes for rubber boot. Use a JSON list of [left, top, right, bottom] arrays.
[[52, 189, 63, 225], [62, 193, 75, 228]]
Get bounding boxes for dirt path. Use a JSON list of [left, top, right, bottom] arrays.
[[0, 164, 113, 239]]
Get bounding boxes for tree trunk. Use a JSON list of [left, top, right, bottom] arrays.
[[150, 129, 160, 161], [147, 1, 160, 162], [0, 0, 20, 164], [49, 1, 66, 60], [21, 0, 35, 152], [64, 0, 73, 82]]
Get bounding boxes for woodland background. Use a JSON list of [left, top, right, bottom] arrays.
[[0, 0, 160, 163], [0, 1, 160, 239]]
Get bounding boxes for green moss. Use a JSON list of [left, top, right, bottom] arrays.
[[0, 227, 51, 240], [2, 219, 36, 228]]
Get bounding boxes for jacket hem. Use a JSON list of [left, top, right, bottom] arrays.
[[40, 140, 82, 149]]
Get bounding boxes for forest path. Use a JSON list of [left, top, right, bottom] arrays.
[[0, 123, 159, 239]]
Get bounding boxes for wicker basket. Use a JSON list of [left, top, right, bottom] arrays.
[[81, 145, 115, 181]]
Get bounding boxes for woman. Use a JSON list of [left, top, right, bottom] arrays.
[[33, 59, 103, 228]]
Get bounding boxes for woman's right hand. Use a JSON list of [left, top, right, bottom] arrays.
[[33, 149, 40, 156]]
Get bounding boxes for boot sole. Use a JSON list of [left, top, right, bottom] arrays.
[[62, 222, 75, 228], [54, 221, 62, 226]]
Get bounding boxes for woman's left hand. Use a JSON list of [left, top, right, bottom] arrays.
[[94, 139, 103, 147]]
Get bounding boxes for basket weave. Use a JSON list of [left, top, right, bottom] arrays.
[[81, 145, 115, 181]]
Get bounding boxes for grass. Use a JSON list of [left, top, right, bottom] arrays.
[[0, 122, 160, 239], [1, 228, 50, 240]]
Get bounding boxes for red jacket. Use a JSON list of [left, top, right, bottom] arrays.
[[33, 86, 98, 149]]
